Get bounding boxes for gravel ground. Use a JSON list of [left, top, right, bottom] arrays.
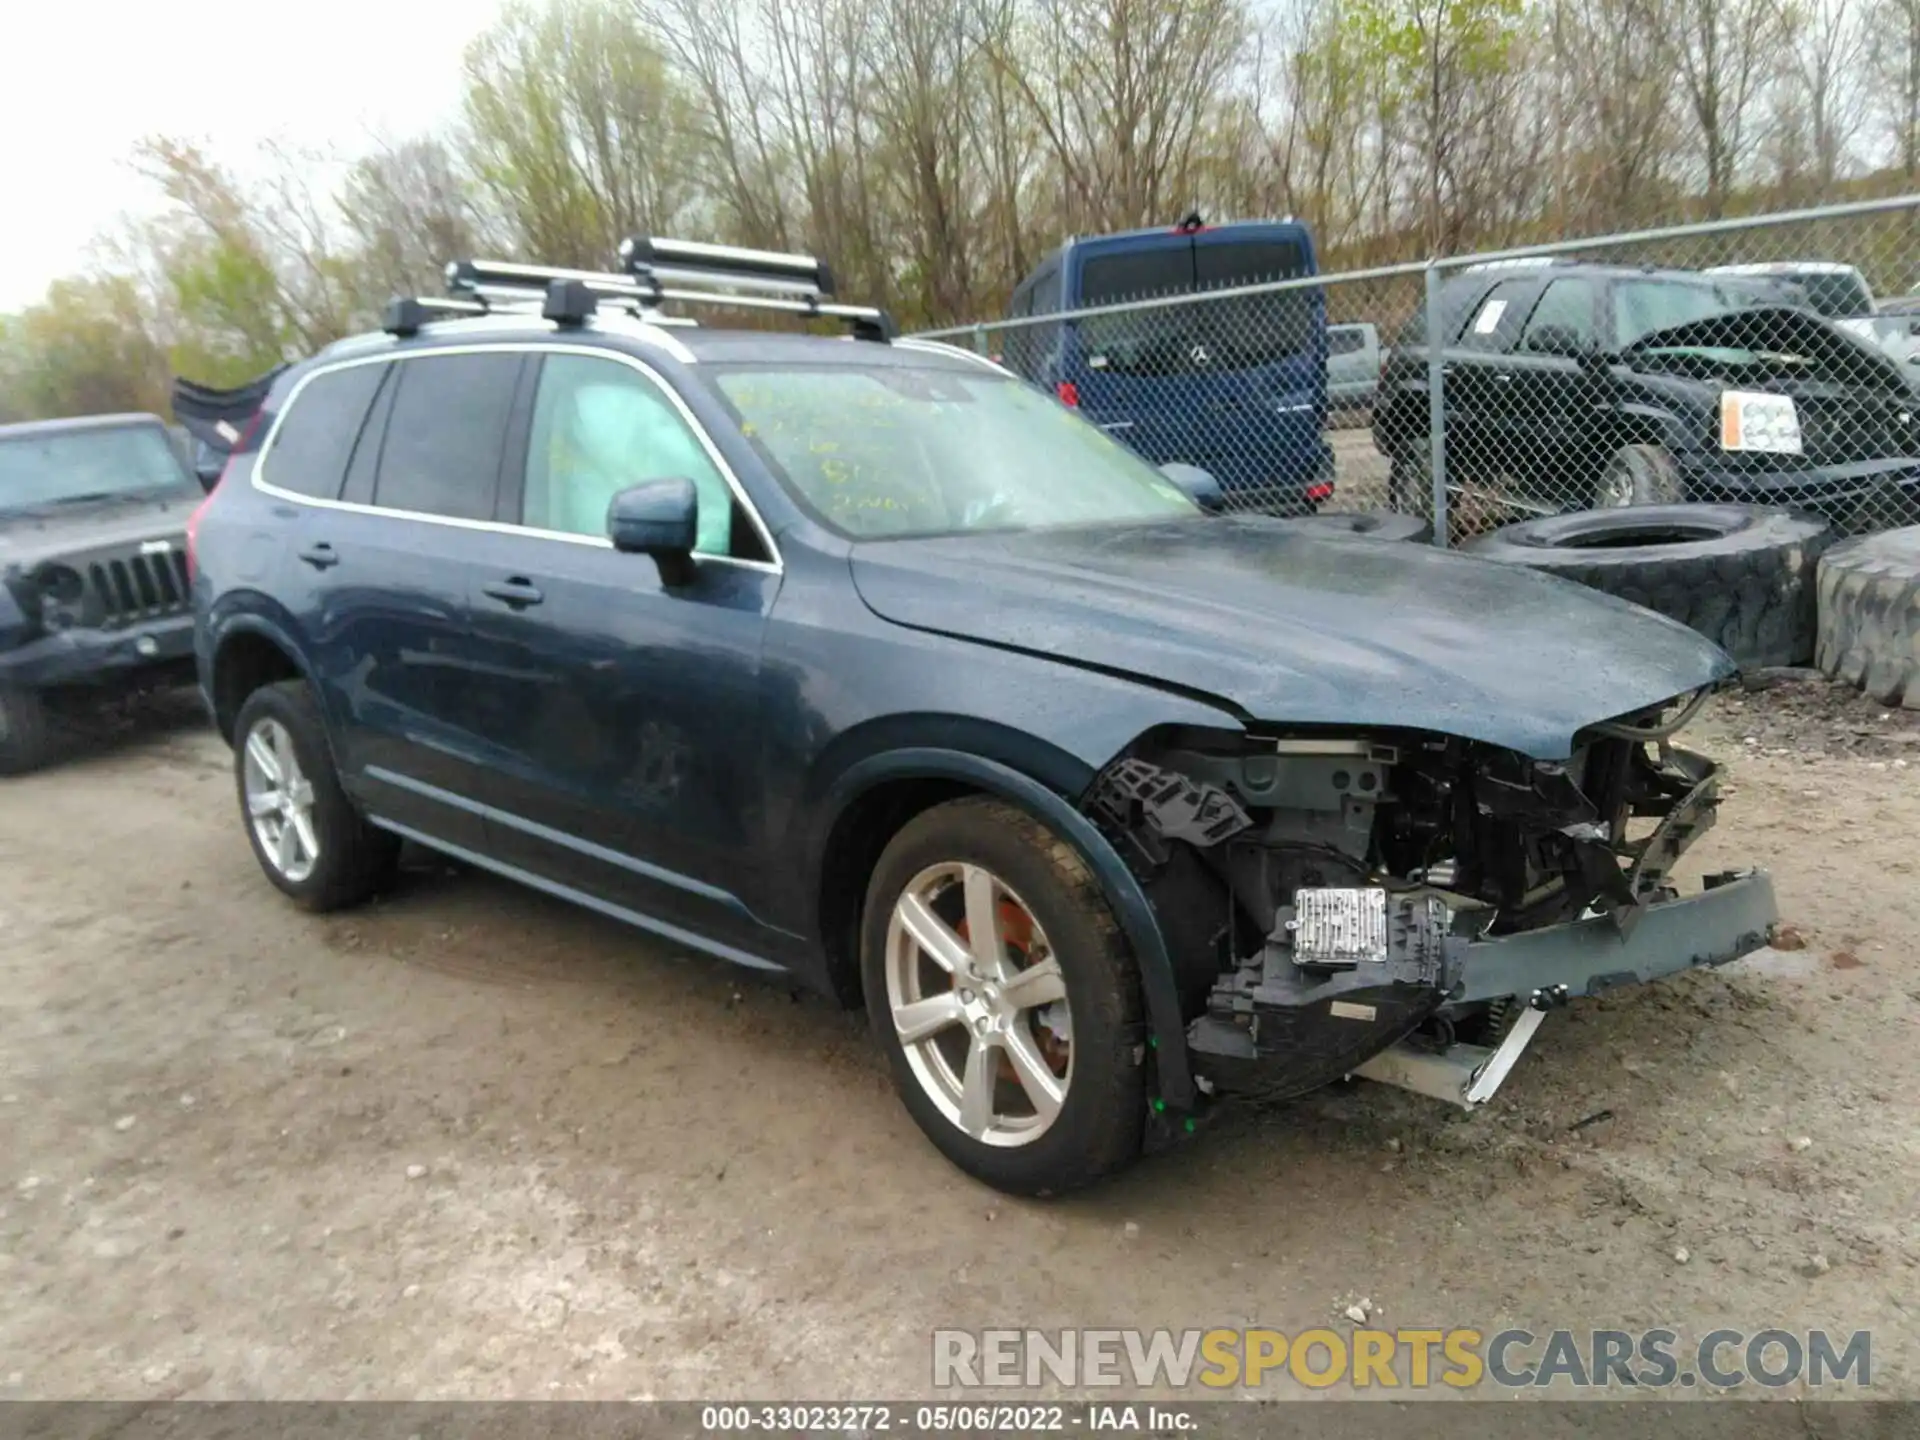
[[0, 681, 1915, 1400]]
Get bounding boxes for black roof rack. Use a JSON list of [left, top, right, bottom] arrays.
[[383, 237, 895, 342]]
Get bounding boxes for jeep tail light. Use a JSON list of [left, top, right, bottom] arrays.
[[1305, 482, 1335, 504], [1056, 381, 1080, 408]]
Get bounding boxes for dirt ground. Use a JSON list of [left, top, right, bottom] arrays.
[[1, 679, 1916, 1402]]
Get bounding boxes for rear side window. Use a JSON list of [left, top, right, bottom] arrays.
[[371, 353, 523, 520], [1458, 279, 1538, 352], [264, 364, 386, 500], [1329, 327, 1366, 356]]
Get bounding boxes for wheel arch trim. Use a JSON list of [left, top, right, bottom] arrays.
[[821, 746, 1195, 1109]]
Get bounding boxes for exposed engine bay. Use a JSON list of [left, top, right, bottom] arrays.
[[1084, 690, 1735, 1104]]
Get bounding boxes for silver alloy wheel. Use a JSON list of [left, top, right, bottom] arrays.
[[1597, 454, 1638, 508], [885, 861, 1073, 1149], [242, 717, 319, 883]]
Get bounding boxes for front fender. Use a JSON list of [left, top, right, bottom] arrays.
[[816, 745, 1197, 1110]]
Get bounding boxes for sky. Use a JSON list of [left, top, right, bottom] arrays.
[[0, 0, 508, 312]]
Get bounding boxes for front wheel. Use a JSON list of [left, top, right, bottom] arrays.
[[861, 797, 1145, 1195], [1596, 443, 1685, 508], [232, 679, 399, 911]]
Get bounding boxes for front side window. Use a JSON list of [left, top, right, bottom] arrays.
[[372, 352, 522, 521], [0, 424, 196, 515], [1518, 279, 1597, 352], [524, 354, 737, 555], [709, 363, 1198, 540]]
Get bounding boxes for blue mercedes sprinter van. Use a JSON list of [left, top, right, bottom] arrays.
[[1000, 217, 1333, 513]]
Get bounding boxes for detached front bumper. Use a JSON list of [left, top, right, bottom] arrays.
[[0, 613, 196, 690], [1355, 869, 1778, 1108], [1188, 870, 1779, 1109]]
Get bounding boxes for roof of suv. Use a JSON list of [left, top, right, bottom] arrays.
[[312, 312, 993, 374], [1451, 261, 1787, 288]]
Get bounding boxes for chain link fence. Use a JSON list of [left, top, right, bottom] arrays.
[[918, 195, 1920, 544]]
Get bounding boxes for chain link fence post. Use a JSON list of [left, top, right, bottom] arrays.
[[1423, 261, 1450, 547], [970, 323, 989, 357]]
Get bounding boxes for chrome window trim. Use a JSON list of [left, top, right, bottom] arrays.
[[251, 341, 781, 573], [891, 337, 1012, 374]]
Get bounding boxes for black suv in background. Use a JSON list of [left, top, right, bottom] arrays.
[[0, 413, 207, 773], [1372, 262, 1920, 532]]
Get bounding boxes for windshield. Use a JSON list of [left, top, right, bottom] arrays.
[[0, 424, 195, 514], [1077, 237, 1317, 374], [1613, 279, 1778, 348], [709, 365, 1200, 539]]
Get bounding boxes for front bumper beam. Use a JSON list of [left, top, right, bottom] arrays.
[[1356, 868, 1778, 1108]]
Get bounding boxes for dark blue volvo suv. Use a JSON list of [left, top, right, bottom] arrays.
[[192, 241, 1780, 1194]]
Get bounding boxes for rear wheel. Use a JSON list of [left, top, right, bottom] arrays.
[[861, 797, 1144, 1195], [0, 684, 54, 776], [233, 680, 399, 910]]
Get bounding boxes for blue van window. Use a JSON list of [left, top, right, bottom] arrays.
[[1081, 247, 1191, 305]]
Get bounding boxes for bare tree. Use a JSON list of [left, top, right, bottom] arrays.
[[1672, 0, 1786, 216]]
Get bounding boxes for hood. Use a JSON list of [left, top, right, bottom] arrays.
[[0, 493, 197, 571], [1626, 305, 1907, 392], [850, 519, 1735, 759]]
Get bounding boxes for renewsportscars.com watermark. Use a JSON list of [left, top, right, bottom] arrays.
[[933, 1327, 1872, 1391]]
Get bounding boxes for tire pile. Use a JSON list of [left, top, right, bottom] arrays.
[[1816, 527, 1920, 709], [1462, 505, 1831, 670]]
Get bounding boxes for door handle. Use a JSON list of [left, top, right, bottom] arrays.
[[482, 578, 544, 609], [297, 543, 340, 570], [1493, 372, 1514, 384]]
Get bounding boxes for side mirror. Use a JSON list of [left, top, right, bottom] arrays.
[[1159, 462, 1226, 514], [608, 478, 699, 587]]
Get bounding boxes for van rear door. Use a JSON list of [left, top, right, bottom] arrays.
[[1068, 224, 1327, 510]]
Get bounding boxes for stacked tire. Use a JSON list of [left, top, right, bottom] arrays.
[[1463, 505, 1832, 669], [1816, 527, 1920, 709]]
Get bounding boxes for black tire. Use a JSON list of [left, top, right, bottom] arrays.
[[232, 679, 399, 911], [1597, 443, 1685, 507], [861, 796, 1145, 1196], [1273, 510, 1433, 544], [1464, 504, 1833, 668], [1816, 526, 1920, 709], [0, 684, 54, 776]]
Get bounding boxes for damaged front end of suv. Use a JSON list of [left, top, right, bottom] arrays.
[[1084, 689, 1778, 1113]]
